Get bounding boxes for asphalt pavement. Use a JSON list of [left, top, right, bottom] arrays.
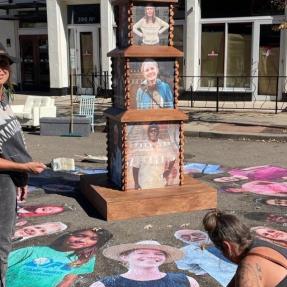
[[8, 93, 287, 287]]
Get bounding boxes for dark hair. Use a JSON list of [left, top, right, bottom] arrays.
[[203, 209, 253, 252], [0, 55, 13, 101], [148, 123, 159, 132], [51, 228, 113, 267], [144, 5, 156, 23], [0, 56, 11, 83]]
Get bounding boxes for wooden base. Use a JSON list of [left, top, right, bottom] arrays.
[[80, 174, 217, 221]]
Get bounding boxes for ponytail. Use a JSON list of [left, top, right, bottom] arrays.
[[203, 209, 253, 252]]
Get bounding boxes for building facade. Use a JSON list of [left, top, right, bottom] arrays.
[[0, 0, 286, 100]]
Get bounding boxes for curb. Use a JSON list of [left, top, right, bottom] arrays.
[[184, 131, 287, 142], [190, 119, 287, 129]]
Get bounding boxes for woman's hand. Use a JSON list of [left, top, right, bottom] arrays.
[[24, 162, 46, 174]]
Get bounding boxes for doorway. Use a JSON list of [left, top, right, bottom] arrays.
[[19, 35, 50, 91], [69, 26, 100, 94]]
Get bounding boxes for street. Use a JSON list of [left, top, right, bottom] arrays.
[[11, 132, 287, 287]]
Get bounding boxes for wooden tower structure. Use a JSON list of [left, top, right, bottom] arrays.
[[81, 0, 217, 220]]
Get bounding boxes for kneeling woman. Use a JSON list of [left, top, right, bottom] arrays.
[[203, 210, 287, 287]]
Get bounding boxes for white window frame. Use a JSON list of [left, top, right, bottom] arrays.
[[198, 15, 285, 94]]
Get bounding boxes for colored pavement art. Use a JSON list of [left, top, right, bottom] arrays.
[[7, 163, 286, 287]]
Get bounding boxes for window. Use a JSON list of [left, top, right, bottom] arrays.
[[226, 23, 252, 88], [200, 23, 252, 89], [201, 24, 225, 87]]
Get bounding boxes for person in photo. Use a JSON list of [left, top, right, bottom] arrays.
[[133, 5, 169, 45], [13, 222, 67, 242], [89, 240, 199, 287], [136, 60, 173, 109], [17, 204, 64, 218], [7, 227, 112, 287], [132, 123, 177, 189], [252, 226, 287, 248]]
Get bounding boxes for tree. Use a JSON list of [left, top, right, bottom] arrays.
[[271, 0, 287, 29]]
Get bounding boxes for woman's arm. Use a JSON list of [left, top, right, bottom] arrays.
[[0, 158, 46, 173], [133, 18, 144, 37], [157, 17, 169, 34]]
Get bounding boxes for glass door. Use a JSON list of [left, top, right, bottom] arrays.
[[258, 24, 280, 97], [74, 26, 100, 94], [19, 35, 50, 91]]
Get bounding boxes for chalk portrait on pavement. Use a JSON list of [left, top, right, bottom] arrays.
[[132, 5, 169, 46], [214, 165, 287, 183], [126, 122, 179, 190], [174, 229, 237, 287], [252, 226, 287, 248], [17, 204, 65, 218], [89, 240, 199, 287], [258, 197, 287, 207], [245, 212, 287, 225], [129, 59, 174, 109], [220, 181, 287, 197], [13, 222, 68, 242], [7, 227, 112, 287]]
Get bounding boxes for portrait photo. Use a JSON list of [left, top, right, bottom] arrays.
[[132, 5, 169, 46], [126, 122, 179, 190], [129, 59, 175, 109]]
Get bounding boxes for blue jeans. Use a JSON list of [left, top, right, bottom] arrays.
[[0, 174, 16, 287]]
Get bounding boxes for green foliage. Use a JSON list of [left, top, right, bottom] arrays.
[[270, 0, 287, 29], [270, 0, 286, 10]]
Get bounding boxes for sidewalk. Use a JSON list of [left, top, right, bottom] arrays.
[[13, 93, 287, 141], [183, 109, 287, 141]]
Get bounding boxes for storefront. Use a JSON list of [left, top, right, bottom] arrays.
[[0, 0, 49, 91], [46, 0, 115, 95], [186, 0, 287, 100], [1, 0, 286, 99]]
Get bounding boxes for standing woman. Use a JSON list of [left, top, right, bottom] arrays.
[[133, 5, 169, 45], [0, 43, 46, 287], [203, 210, 287, 287]]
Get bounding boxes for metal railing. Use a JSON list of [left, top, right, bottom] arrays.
[[72, 72, 112, 100], [72, 73, 287, 113], [179, 75, 287, 114]]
